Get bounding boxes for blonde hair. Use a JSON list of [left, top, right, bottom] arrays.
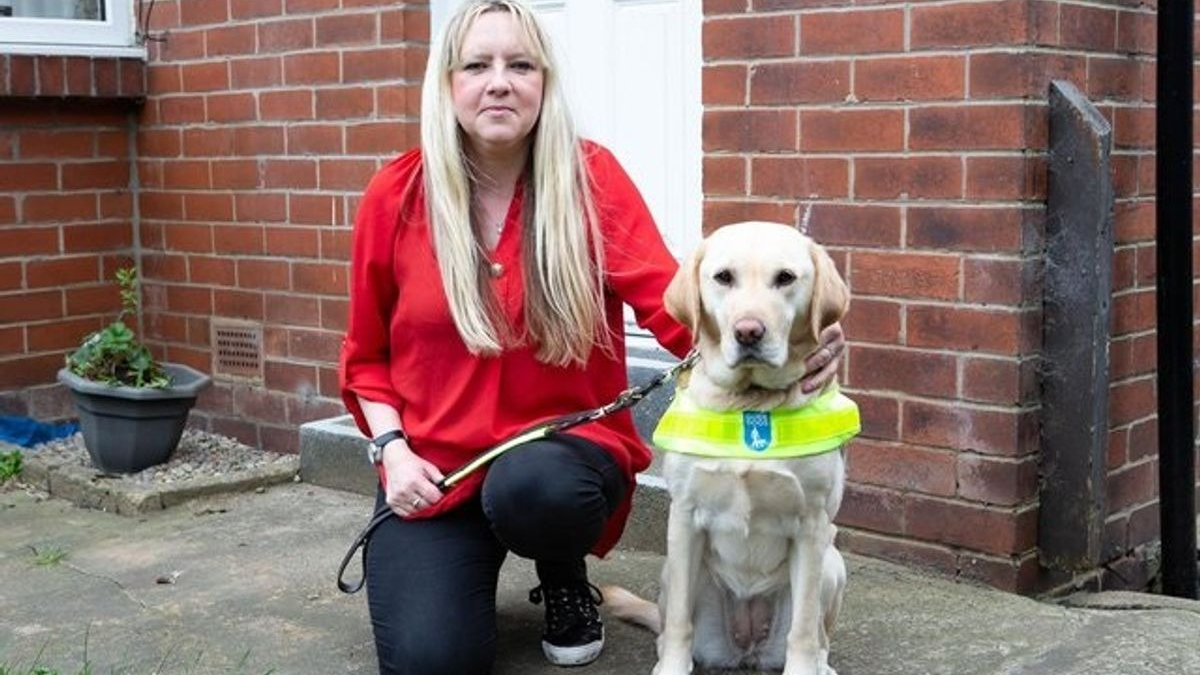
[[421, 0, 608, 366]]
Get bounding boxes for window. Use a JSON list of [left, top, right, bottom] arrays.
[[0, 0, 141, 57]]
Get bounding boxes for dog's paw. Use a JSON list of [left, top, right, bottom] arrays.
[[651, 654, 693, 675]]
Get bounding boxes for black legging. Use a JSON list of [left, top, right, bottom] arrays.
[[364, 433, 628, 675]]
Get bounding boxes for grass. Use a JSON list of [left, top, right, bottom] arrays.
[[29, 546, 67, 567], [0, 449, 21, 481]]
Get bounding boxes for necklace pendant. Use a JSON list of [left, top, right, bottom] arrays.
[[489, 261, 504, 277]]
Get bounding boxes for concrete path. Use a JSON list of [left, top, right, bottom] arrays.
[[2, 482, 1199, 675]]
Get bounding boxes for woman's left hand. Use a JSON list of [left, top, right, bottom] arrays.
[[800, 322, 846, 393]]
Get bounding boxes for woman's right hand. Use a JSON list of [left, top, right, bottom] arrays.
[[381, 441, 444, 517]]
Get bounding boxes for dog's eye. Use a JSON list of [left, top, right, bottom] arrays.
[[774, 270, 797, 287], [713, 269, 734, 286]]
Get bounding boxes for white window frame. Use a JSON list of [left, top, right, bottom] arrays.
[[0, 0, 143, 58]]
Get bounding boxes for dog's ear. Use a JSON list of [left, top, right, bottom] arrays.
[[808, 241, 849, 342], [664, 241, 706, 339]]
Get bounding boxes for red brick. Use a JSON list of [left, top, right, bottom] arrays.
[[230, 56, 283, 88], [1088, 57, 1142, 101], [377, 83, 420, 117], [848, 440, 957, 496], [807, 203, 902, 248], [910, 104, 1034, 151], [206, 25, 258, 57], [911, 0, 1028, 49], [260, 90, 315, 121], [288, 327, 341, 362], [213, 224, 265, 255], [235, 194, 288, 223], [182, 194, 232, 223], [957, 551, 1040, 594], [180, 61, 230, 93], [906, 496, 1037, 556], [957, 454, 1038, 506], [962, 256, 1031, 306], [837, 529, 957, 578], [907, 206, 1027, 252], [838, 483, 904, 535], [292, 261, 347, 295], [961, 356, 1034, 405], [64, 57, 93, 96], [316, 13, 377, 46], [233, 386, 288, 421], [0, 354, 63, 389], [37, 57, 66, 97], [287, 125, 344, 155], [180, 0, 228, 25], [65, 285, 122, 315], [315, 87, 375, 119], [848, 345, 956, 397], [1117, 10, 1155, 56], [346, 122, 410, 156], [138, 129, 182, 158], [750, 157, 849, 198], [164, 223, 214, 253], [0, 289, 64, 322], [801, 9, 903, 54], [320, 297, 348, 330], [0, 197, 13, 225], [703, 64, 746, 105], [237, 259, 290, 291], [259, 18, 315, 52], [285, 0, 339, 13], [283, 52, 339, 85], [703, 201, 797, 232], [1108, 377, 1155, 427], [850, 251, 959, 301], [211, 160, 261, 189], [189, 256, 237, 285], [704, 156, 745, 196], [856, 56, 965, 102], [0, 164, 57, 191], [1107, 459, 1157, 513], [0, 227, 59, 257], [801, 109, 903, 152], [1114, 106, 1153, 150], [319, 228, 351, 261], [140, 192, 185, 221], [206, 93, 257, 123], [142, 253, 189, 283], [704, 16, 794, 59], [1111, 289, 1155, 334], [317, 159, 377, 191], [162, 160, 211, 189], [1061, 3, 1117, 52], [20, 130, 94, 159], [0, 325, 23, 354], [750, 61, 850, 105], [23, 194, 97, 223], [232, 0, 284, 19], [266, 295, 321, 329], [165, 285, 214, 314], [0, 261, 20, 291], [845, 390, 899, 440], [290, 194, 344, 225], [63, 223, 134, 253], [842, 298, 901, 345], [213, 288, 262, 319], [183, 128, 236, 157], [855, 156, 961, 200], [1127, 417, 1157, 463], [966, 155, 1046, 201], [705, 0, 749, 12], [903, 399, 1031, 456], [159, 95, 208, 124], [908, 304, 1024, 355], [266, 227, 320, 257], [263, 159, 318, 189], [62, 162, 131, 190]]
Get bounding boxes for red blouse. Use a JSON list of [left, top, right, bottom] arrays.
[[339, 141, 692, 555]]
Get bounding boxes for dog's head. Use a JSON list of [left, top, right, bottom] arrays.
[[665, 221, 849, 392]]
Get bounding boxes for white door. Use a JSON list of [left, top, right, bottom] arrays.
[[430, 0, 702, 259]]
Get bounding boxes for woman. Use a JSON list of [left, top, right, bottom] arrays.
[[339, 2, 845, 673]]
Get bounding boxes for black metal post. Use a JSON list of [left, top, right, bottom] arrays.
[[1155, 0, 1198, 599]]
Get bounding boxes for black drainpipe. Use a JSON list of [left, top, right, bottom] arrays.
[[1155, 0, 1198, 599]]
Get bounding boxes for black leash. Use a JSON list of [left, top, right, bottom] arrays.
[[336, 350, 698, 594]]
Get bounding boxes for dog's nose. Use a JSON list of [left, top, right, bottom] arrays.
[[733, 319, 765, 346]]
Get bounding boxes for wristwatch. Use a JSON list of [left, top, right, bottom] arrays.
[[368, 429, 407, 465]]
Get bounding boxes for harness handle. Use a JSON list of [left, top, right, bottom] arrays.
[[336, 350, 698, 594]]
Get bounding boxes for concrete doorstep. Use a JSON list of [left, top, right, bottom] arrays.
[[3, 481, 1200, 675]]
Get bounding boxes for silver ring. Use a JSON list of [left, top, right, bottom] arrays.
[[411, 497, 422, 508]]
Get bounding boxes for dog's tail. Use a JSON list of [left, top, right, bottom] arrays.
[[600, 584, 661, 633]]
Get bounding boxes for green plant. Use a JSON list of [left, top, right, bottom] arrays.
[[0, 449, 20, 481], [30, 545, 68, 566], [65, 267, 169, 389]]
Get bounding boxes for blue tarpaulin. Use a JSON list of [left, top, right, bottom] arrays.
[[0, 416, 79, 448]]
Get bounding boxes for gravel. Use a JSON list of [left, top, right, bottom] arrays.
[[29, 428, 291, 485]]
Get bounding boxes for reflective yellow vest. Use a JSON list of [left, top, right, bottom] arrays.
[[652, 386, 860, 459]]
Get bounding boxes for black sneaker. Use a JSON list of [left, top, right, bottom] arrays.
[[528, 581, 605, 666]]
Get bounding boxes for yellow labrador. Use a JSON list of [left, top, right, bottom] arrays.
[[606, 221, 852, 675]]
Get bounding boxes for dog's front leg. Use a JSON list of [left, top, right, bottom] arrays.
[[654, 499, 704, 675], [781, 514, 831, 675]]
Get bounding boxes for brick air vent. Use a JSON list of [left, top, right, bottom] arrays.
[[212, 322, 263, 382]]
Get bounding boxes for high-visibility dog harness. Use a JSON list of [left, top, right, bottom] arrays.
[[653, 386, 861, 459]]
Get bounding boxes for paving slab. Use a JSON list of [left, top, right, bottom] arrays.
[[2, 482, 1199, 675]]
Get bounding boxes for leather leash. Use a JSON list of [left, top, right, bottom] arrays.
[[336, 350, 698, 594]]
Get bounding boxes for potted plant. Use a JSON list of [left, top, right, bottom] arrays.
[[57, 266, 211, 473]]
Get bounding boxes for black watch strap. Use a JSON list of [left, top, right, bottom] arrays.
[[371, 429, 407, 449]]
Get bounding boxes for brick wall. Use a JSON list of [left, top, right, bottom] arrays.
[[0, 0, 1186, 594], [0, 55, 145, 420], [134, 0, 427, 452], [702, 0, 1162, 593]]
